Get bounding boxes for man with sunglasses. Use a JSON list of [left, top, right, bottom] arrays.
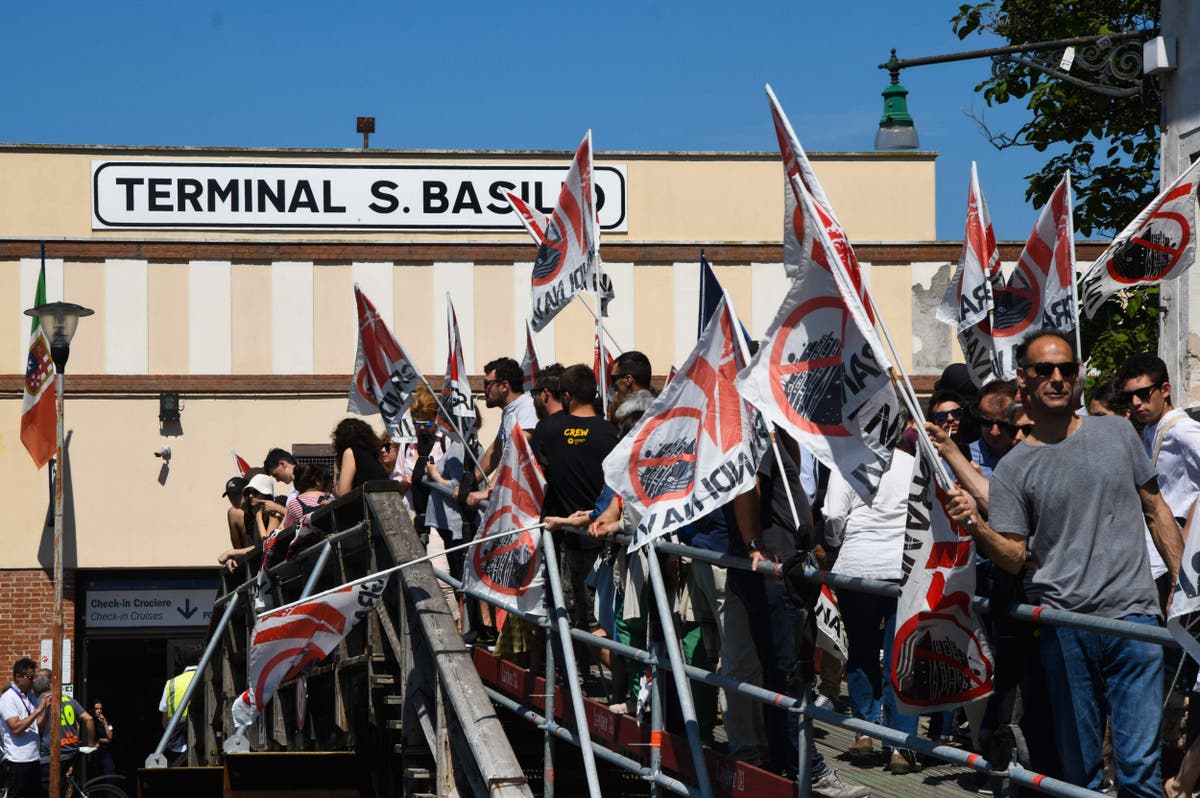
[[1, 658, 50, 798], [1116, 353, 1200, 536], [969, 380, 1019, 478], [474, 358, 538, 485], [947, 329, 1183, 797]]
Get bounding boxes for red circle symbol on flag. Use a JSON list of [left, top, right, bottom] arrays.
[[991, 260, 1040, 339], [1106, 209, 1191, 285], [628, 406, 702, 506], [471, 523, 538, 596], [769, 296, 851, 438]]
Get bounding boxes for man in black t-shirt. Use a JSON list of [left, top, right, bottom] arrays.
[[537, 364, 618, 639]]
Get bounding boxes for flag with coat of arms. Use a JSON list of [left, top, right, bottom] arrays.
[[21, 261, 57, 469]]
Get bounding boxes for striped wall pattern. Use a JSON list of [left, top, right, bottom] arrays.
[[6, 258, 1097, 379]]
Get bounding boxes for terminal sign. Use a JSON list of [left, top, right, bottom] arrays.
[[92, 161, 628, 232], [85, 587, 214, 629]]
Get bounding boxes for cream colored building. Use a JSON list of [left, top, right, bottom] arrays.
[[0, 144, 1106, 748]]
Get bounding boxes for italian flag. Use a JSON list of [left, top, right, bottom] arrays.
[[21, 263, 57, 468]]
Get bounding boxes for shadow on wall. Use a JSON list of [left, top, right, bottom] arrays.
[[38, 429, 78, 571]]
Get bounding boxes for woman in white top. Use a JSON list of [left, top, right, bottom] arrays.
[[824, 446, 921, 774]]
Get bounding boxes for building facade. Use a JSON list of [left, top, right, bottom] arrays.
[[0, 142, 1106, 772]]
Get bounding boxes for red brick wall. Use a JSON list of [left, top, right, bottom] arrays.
[[0, 569, 76, 673]]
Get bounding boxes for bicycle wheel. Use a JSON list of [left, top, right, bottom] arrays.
[[74, 779, 130, 798]]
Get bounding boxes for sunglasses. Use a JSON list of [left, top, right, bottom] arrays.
[[482, 378, 505, 389], [413, 420, 435, 429], [1024, 360, 1080, 379], [1121, 383, 1163, 404], [1016, 423, 1035, 436], [932, 408, 963, 424], [982, 417, 1019, 436]]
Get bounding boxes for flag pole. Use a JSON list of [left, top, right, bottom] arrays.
[[1065, 171, 1085, 365], [587, 130, 610, 416], [572, 291, 625, 353]]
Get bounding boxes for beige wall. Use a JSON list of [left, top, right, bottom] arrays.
[[0, 395, 504, 570], [0, 146, 935, 243], [0, 145, 950, 573]]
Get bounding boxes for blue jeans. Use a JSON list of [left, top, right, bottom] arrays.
[[838, 589, 919, 747], [1039, 613, 1163, 797]]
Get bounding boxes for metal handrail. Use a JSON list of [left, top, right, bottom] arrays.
[[434, 523, 1154, 798]]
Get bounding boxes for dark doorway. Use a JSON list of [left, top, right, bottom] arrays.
[[79, 633, 205, 788]]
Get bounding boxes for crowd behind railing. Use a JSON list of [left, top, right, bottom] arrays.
[[208, 336, 1200, 798]]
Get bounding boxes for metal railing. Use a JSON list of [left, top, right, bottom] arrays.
[[151, 477, 1178, 798], [421, 502, 1175, 798], [147, 484, 533, 798]]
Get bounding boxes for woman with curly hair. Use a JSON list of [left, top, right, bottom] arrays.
[[332, 417, 391, 497]]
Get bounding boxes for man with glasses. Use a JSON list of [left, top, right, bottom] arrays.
[[947, 329, 1183, 797], [1, 658, 50, 797], [474, 358, 538, 486], [970, 380, 1019, 477], [608, 350, 654, 408], [1116, 353, 1200, 533]]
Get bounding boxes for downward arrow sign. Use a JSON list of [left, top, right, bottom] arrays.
[[177, 599, 198, 620]]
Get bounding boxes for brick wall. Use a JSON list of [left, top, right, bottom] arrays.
[[0, 569, 76, 673]]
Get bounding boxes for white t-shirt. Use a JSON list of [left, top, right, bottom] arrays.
[[1140, 407, 1200, 580], [498, 392, 538, 449], [1143, 407, 1200, 522], [0, 684, 41, 763], [825, 450, 915, 581]]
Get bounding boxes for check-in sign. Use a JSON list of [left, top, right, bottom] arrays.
[[86, 586, 214, 628], [92, 161, 628, 232]]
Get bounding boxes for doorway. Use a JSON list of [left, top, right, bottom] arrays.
[[79, 633, 206, 786]]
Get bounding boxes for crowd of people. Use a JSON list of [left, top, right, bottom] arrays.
[[198, 329, 1200, 798]]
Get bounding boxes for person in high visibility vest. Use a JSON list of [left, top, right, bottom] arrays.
[[157, 646, 201, 767]]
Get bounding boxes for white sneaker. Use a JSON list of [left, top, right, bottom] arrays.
[[812, 769, 871, 798]]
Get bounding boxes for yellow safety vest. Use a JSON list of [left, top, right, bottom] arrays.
[[166, 669, 196, 718]]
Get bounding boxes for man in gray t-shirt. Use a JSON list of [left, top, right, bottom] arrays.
[[946, 330, 1181, 798], [988, 414, 1161, 618]]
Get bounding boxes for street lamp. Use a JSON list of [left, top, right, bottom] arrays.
[[875, 50, 920, 150], [23, 301, 92, 798]]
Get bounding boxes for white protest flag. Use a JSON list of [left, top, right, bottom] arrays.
[[606, 298, 770, 550], [891, 453, 994, 713], [520, 320, 541, 393], [231, 575, 389, 726], [992, 172, 1077, 379], [1168, 503, 1200, 665], [737, 92, 899, 503], [348, 284, 422, 439], [936, 162, 1005, 387], [814, 585, 848, 662], [766, 84, 840, 283], [506, 131, 612, 331], [1080, 158, 1200, 317], [465, 429, 548, 620], [439, 295, 476, 438]]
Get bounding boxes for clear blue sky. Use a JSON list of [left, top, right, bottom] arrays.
[[1, 2, 1092, 241]]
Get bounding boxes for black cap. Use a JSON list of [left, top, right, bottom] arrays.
[[934, 363, 975, 396], [222, 476, 247, 497]]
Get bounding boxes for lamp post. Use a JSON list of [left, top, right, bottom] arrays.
[[23, 301, 92, 798]]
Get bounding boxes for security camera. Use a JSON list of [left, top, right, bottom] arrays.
[[154, 446, 172, 460]]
